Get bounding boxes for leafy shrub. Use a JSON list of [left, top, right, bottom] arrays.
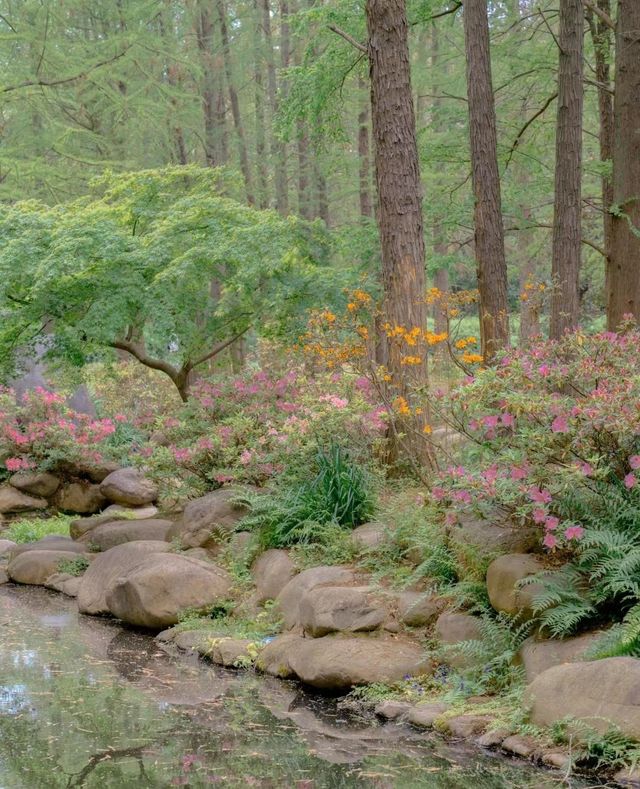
[[57, 556, 90, 576], [4, 514, 72, 543], [240, 443, 375, 548]]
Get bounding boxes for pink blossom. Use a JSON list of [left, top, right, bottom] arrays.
[[511, 466, 528, 481], [453, 489, 472, 505], [114, 413, 127, 423], [500, 413, 515, 428], [5, 457, 33, 471], [239, 449, 253, 465], [538, 364, 551, 377], [431, 486, 446, 501], [483, 415, 500, 429], [544, 515, 559, 531], [482, 465, 499, 485], [532, 508, 547, 524], [528, 486, 552, 504], [551, 416, 569, 433], [625, 473, 637, 489], [578, 461, 593, 476], [630, 456, 640, 470], [564, 525, 585, 540], [543, 532, 558, 550]]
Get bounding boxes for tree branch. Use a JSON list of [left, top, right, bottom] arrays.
[[190, 326, 251, 369], [581, 0, 615, 31], [1, 46, 131, 94], [505, 92, 558, 168], [327, 25, 367, 54], [110, 338, 181, 381]]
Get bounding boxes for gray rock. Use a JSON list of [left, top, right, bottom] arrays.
[[105, 553, 233, 629], [449, 512, 539, 557], [0, 568, 8, 585], [477, 729, 510, 748], [0, 484, 47, 514], [9, 471, 60, 498], [396, 592, 444, 627], [99, 468, 158, 507], [350, 522, 388, 550], [70, 505, 160, 541], [255, 633, 305, 679], [252, 549, 297, 604], [11, 537, 85, 558], [525, 657, 640, 739], [45, 572, 83, 597], [208, 637, 255, 667], [276, 565, 356, 629], [165, 488, 251, 550], [374, 700, 412, 720], [500, 734, 540, 758], [442, 715, 491, 738], [517, 631, 605, 682], [77, 540, 170, 616], [406, 703, 450, 728], [435, 612, 483, 668], [486, 553, 546, 619], [0, 539, 17, 557], [79, 519, 173, 551], [7, 550, 81, 585], [298, 585, 386, 637], [56, 481, 106, 514]]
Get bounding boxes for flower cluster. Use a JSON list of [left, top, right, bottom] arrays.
[[431, 330, 640, 551]]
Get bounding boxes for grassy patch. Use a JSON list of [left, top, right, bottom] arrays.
[[4, 514, 73, 543]]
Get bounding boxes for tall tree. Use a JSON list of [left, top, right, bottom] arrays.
[[462, 0, 510, 361], [607, 0, 640, 329], [549, 0, 584, 339], [357, 76, 373, 219], [365, 0, 431, 462], [195, 1, 228, 166]]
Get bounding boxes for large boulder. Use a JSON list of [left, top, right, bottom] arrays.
[[99, 468, 158, 507], [255, 633, 305, 678], [45, 572, 83, 597], [396, 592, 444, 628], [251, 549, 297, 604], [70, 504, 159, 540], [517, 631, 605, 682], [0, 539, 17, 557], [7, 550, 81, 585], [80, 519, 173, 551], [435, 612, 483, 669], [276, 565, 357, 629], [77, 540, 170, 615], [9, 471, 60, 499], [350, 522, 388, 550], [10, 535, 86, 558], [449, 512, 539, 558], [287, 635, 431, 690], [56, 481, 106, 514], [525, 657, 640, 739], [165, 488, 250, 550], [298, 586, 387, 638], [486, 553, 546, 618], [105, 553, 233, 629], [0, 484, 47, 514]]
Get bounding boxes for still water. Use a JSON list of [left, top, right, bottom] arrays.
[[0, 585, 584, 788]]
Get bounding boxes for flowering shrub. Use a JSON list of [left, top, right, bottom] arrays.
[[138, 367, 387, 501], [431, 330, 640, 553], [0, 385, 131, 477]]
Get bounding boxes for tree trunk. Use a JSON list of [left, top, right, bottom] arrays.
[[196, 2, 228, 166], [607, 0, 640, 329], [253, 0, 269, 207], [217, 0, 255, 205], [358, 76, 373, 219], [462, 0, 510, 361], [314, 159, 330, 225], [366, 0, 431, 464], [549, 0, 584, 339], [586, 1, 614, 280]]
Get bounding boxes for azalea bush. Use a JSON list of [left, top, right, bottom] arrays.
[[431, 330, 640, 552], [0, 385, 131, 478], [137, 366, 387, 501]]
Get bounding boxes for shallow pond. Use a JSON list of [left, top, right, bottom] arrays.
[[0, 585, 587, 788]]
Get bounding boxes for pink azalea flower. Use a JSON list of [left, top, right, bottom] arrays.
[[630, 456, 640, 470], [431, 486, 446, 501], [538, 364, 551, 377], [564, 525, 585, 540], [578, 461, 593, 477], [551, 416, 569, 433], [501, 413, 515, 428], [543, 532, 558, 550], [528, 486, 552, 504], [483, 415, 500, 429], [544, 515, 559, 531], [532, 508, 547, 524], [239, 449, 253, 465], [625, 473, 637, 489], [511, 466, 528, 481]]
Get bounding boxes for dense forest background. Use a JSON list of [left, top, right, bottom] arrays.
[[0, 0, 619, 333]]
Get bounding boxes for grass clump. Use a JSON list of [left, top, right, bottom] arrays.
[[57, 556, 90, 576], [4, 514, 72, 543]]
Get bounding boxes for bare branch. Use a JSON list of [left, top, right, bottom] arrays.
[[109, 338, 181, 381], [582, 0, 615, 31], [327, 24, 367, 54], [505, 92, 558, 168], [190, 326, 251, 369]]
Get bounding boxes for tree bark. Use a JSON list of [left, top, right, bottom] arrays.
[[357, 76, 373, 219], [462, 0, 510, 361], [607, 0, 640, 329], [253, 0, 269, 207], [549, 0, 584, 339], [217, 0, 255, 205], [586, 1, 614, 279], [366, 0, 431, 464], [195, 2, 228, 166]]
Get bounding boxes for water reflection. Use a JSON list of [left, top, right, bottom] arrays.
[[0, 586, 582, 788]]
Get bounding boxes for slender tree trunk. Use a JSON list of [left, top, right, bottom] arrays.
[[217, 0, 255, 205], [607, 0, 640, 329], [196, 2, 228, 166], [549, 0, 584, 339], [366, 0, 431, 464], [276, 0, 291, 214], [462, 0, 510, 361], [586, 1, 614, 279], [159, 5, 188, 165], [314, 159, 330, 225], [358, 76, 373, 219], [253, 0, 269, 207]]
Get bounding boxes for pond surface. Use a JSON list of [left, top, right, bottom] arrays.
[[0, 585, 584, 788]]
